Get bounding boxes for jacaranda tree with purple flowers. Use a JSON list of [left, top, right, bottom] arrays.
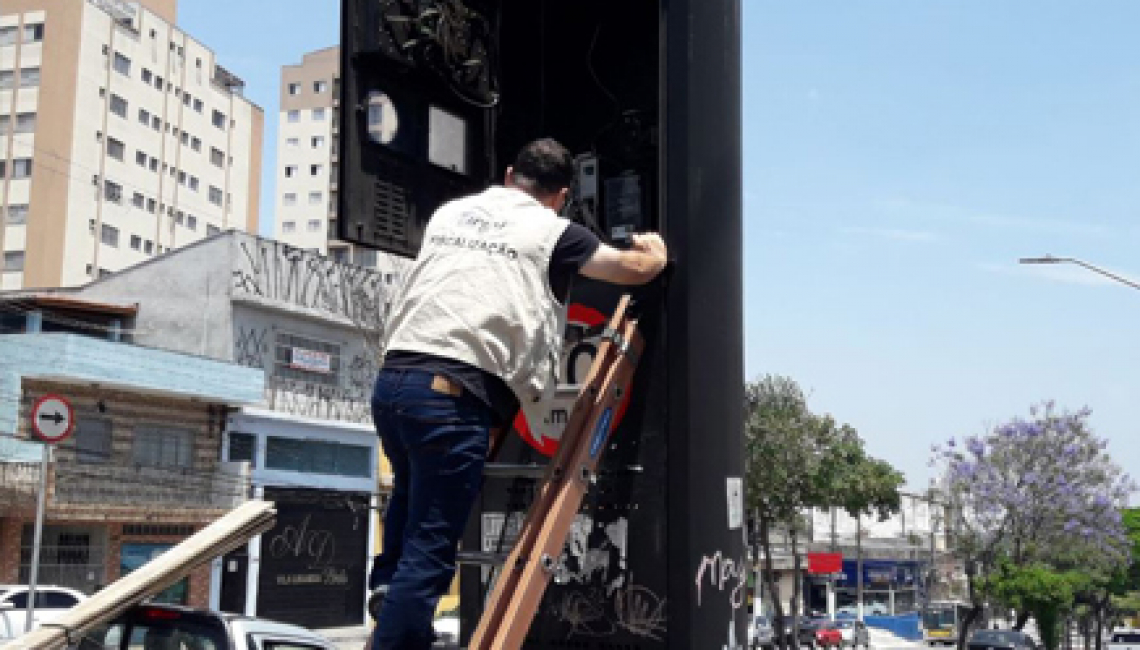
[[931, 401, 1135, 650]]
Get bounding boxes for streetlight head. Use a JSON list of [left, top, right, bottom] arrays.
[[1019, 255, 1063, 265]]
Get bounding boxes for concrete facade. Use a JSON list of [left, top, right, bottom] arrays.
[[0, 0, 263, 291], [62, 231, 407, 626]]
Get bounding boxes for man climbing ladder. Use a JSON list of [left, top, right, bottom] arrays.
[[368, 138, 668, 650]]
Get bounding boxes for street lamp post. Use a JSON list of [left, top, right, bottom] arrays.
[[1018, 255, 1140, 291]]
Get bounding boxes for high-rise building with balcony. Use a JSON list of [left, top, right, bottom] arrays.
[[0, 0, 264, 289]]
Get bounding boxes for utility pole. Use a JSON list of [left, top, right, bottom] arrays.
[[857, 516, 864, 620]]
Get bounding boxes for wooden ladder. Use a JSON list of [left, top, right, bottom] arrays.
[[467, 294, 644, 650]]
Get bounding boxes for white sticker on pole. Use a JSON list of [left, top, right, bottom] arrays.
[[726, 476, 744, 530]]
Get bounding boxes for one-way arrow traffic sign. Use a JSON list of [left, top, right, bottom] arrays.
[[31, 395, 74, 444]]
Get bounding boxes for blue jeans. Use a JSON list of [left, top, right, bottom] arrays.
[[369, 368, 492, 650]]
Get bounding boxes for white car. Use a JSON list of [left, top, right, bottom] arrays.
[[75, 602, 336, 649], [0, 584, 87, 640]]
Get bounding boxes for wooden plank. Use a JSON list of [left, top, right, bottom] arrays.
[[5, 500, 276, 650]]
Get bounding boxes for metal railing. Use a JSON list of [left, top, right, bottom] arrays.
[[18, 545, 107, 594], [54, 461, 249, 509]]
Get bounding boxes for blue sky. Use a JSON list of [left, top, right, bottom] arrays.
[[182, 1, 1140, 490]]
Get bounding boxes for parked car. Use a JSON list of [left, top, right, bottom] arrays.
[[72, 603, 335, 650], [833, 619, 871, 649], [967, 629, 1039, 650], [1108, 629, 1140, 650], [749, 614, 776, 649], [798, 619, 844, 648], [0, 584, 87, 640]]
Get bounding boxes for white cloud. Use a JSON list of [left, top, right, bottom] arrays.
[[839, 226, 938, 243], [882, 197, 1109, 237]]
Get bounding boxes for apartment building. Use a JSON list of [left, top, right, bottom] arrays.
[[275, 47, 378, 266], [0, 0, 263, 290]]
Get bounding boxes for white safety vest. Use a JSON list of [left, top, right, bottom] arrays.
[[382, 186, 572, 417]]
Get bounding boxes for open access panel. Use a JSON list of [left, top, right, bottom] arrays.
[[339, 0, 745, 646]]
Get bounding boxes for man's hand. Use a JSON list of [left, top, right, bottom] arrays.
[[630, 233, 668, 274], [580, 231, 669, 286]]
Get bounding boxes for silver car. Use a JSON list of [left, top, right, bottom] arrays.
[[74, 602, 336, 649]]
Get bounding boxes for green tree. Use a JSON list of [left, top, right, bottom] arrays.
[[744, 375, 904, 650], [982, 563, 1083, 650]]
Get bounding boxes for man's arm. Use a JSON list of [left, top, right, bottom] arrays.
[[578, 233, 668, 286]]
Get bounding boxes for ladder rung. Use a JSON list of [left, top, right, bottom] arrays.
[[458, 550, 510, 565], [483, 463, 547, 479]]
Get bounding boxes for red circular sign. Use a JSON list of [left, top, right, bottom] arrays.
[[513, 304, 634, 456], [31, 394, 75, 444]]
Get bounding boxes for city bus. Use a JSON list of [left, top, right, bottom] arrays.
[[922, 601, 973, 645]]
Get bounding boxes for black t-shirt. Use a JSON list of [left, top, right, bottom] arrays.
[[383, 222, 601, 425]]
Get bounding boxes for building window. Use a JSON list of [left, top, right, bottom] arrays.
[[131, 192, 144, 208], [132, 427, 193, 469], [210, 148, 225, 168], [11, 159, 33, 179], [314, 80, 328, 93], [103, 180, 123, 203], [109, 94, 128, 118], [265, 437, 370, 478], [107, 137, 125, 161], [174, 211, 184, 225], [112, 52, 131, 76], [3, 251, 25, 272], [282, 193, 297, 207], [154, 74, 163, 90], [356, 248, 378, 267], [310, 164, 323, 177], [19, 67, 40, 88], [286, 137, 299, 147], [211, 110, 226, 129], [151, 115, 161, 131], [180, 132, 189, 146], [308, 191, 322, 205], [311, 135, 325, 148], [274, 332, 341, 387], [284, 165, 296, 178], [228, 432, 256, 466], [0, 71, 12, 89], [149, 157, 158, 172], [14, 113, 35, 134], [144, 240, 154, 254], [138, 108, 150, 125], [281, 221, 296, 234], [312, 108, 326, 121], [120, 544, 188, 605], [0, 26, 18, 46], [130, 235, 141, 250], [0, 116, 7, 134], [146, 198, 157, 213], [187, 214, 198, 230], [189, 176, 199, 191], [178, 170, 187, 184], [182, 93, 191, 108], [193, 98, 203, 113], [5, 205, 29, 225], [191, 137, 201, 152], [23, 23, 44, 43], [208, 186, 223, 206], [207, 225, 220, 237], [141, 68, 153, 84], [288, 82, 300, 95], [307, 219, 321, 232], [100, 223, 120, 247], [135, 150, 147, 167], [287, 110, 300, 123]]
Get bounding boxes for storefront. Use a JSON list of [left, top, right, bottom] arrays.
[[830, 559, 926, 616], [211, 408, 379, 629]]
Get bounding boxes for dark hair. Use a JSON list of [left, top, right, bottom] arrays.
[[512, 138, 574, 197]]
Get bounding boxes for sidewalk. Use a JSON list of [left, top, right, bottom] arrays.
[[313, 625, 462, 650]]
